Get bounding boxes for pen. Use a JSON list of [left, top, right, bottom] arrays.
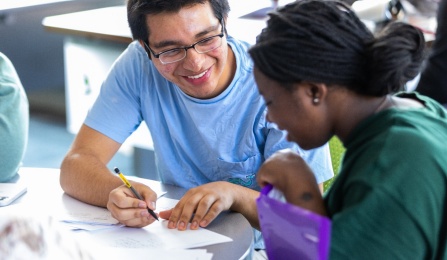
[[114, 167, 159, 221]]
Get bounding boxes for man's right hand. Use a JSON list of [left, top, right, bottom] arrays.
[[107, 183, 159, 228]]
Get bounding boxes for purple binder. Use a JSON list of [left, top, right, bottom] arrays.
[[256, 184, 331, 260]]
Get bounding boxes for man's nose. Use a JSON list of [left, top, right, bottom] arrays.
[[182, 48, 204, 72]]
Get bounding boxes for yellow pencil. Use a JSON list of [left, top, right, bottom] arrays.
[[114, 167, 159, 221]]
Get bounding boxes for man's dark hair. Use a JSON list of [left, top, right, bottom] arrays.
[[127, 0, 230, 42]]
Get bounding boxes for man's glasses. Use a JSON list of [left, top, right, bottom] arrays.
[[144, 20, 225, 64]]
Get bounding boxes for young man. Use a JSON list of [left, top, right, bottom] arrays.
[[60, 0, 333, 235]]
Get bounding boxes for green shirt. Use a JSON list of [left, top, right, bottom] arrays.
[[325, 93, 447, 259], [0, 52, 29, 182]]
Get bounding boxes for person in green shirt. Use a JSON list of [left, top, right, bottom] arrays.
[[247, 0, 447, 258], [0, 52, 29, 182]]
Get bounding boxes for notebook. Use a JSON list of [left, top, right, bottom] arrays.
[[0, 183, 27, 207]]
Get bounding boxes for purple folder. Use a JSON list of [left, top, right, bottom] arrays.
[[256, 184, 331, 260]]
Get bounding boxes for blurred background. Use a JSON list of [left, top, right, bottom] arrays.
[[0, 0, 134, 175]]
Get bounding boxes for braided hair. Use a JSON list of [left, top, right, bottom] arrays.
[[248, 0, 425, 97]]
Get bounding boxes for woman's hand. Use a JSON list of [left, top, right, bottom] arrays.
[[257, 149, 327, 216]]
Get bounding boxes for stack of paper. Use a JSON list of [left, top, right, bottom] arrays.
[[58, 195, 232, 259]]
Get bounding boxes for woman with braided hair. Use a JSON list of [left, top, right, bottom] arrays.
[[249, 0, 447, 258]]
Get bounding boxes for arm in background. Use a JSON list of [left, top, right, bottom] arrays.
[[0, 52, 29, 182], [416, 0, 447, 106]]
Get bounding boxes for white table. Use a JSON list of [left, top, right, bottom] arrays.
[[0, 167, 253, 260]]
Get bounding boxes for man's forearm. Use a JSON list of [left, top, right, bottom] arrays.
[[60, 152, 123, 207], [230, 186, 261, 230]]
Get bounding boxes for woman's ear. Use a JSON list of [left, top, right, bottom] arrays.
[[303, 82, 327, 105]]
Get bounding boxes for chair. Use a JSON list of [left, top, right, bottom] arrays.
[[323, 136, 346, 192]]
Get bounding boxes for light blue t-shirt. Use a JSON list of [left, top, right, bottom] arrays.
[[85, 36, 333, 189]]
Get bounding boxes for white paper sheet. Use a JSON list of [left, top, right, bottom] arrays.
[[57, 186, 167, 230], [58, 195, 232, 251], [79, 219, 232, 250]]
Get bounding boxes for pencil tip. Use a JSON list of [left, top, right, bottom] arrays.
[[113, 167, 120, 174]]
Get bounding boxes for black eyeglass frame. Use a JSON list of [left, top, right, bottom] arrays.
[[143, 19, 225, 64]]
